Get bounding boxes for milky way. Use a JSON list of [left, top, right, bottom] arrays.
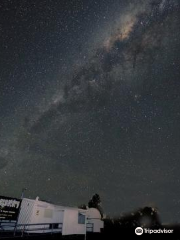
[[0, 0, 180, 222]]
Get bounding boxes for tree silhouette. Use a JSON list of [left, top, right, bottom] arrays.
[[88, 194, 104, 218]]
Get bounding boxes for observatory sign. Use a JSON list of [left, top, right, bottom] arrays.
[[0, 196, 21, 221]]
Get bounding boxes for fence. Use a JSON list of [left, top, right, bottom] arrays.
[[0, 222, 63, 238]]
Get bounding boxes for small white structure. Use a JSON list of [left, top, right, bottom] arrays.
[[17, 197, 103, 236], [86, 208, 104, 233]]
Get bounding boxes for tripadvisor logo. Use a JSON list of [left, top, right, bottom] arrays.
[[135, 227, 174, 235], [135, 227, 143, 235]]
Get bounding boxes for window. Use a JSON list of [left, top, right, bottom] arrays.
[[78, 213, 85, 224]]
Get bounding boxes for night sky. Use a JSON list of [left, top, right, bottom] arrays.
[[0, 0, 180, 223]]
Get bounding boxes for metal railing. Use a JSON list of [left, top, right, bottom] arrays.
[[0, 221, 95, 238], [0, 222, 62, 238]]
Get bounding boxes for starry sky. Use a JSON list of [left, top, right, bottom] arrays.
[[0, 0, 180, 223]]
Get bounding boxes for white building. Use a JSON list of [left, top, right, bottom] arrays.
[[17, 197, 104, 236]]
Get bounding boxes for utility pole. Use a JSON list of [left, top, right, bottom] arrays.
[[14, 188, 27, 236], [84, 215, 87, 240], [21, 188, 27, 199]]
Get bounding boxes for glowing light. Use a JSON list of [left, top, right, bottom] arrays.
[[103, 17, 136, 51]]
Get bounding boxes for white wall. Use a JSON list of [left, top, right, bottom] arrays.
[[17, 198, 35, 228], [31, 202, 64, 224], [62, 209, 86, 235], [89, 219, 104, 232], [18, 198, 64, 233]]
